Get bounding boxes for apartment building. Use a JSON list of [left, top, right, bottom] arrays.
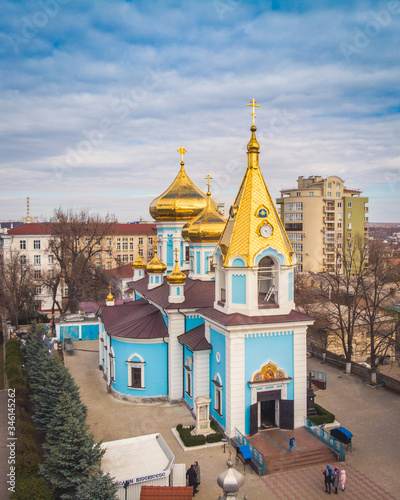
[[276, 175, 369, 273], [0, 222, 156, 313]]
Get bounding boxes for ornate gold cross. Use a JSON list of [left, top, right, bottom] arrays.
[[177, 145, 187, 162], [205, 174, 213, 192], [247, 98, 260, 125], [108, 284, 112, 293], [174, 248, 179, 262]]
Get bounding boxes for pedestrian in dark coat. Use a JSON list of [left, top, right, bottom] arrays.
[[322, 464, 332, 493], [186, 464, 197, 496], [332, 466, 339, 494], [194, 461, 200, 492]]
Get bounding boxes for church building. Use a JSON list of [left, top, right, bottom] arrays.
[[98, 102, 313, 437]]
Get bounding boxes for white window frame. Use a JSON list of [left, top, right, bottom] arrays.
[[213, 373, 223, 416], [127, 353, 145, 389], [184, 357, 193, 398], [34, 255, 41, 265], [33, 240, 40, 249], [20, 240, 26, 250], [348, 202, 352, 208]]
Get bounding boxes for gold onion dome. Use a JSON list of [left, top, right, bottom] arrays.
[[247, 124, 260, 152], [106, 285, 114, 301], [182, 176, 227, 243], [145, 239, 167, 274], [149, 146, 217, 221], [132, 247, 146, 269], [167, 254, 187, 285]]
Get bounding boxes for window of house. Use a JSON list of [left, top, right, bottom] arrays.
[[148, 237, 153, 245], [296, 192, 301, 197], [285, 212, 303, 221], [337, 223, 342, 229], [35, 285, 42, 295], [20, 255, 27, 265], [336, 192, 341, 198], [288, 233, 303, 242], [336, 183, 340, 189], [184, 358, 192, 398], [328, 182, 332, 189], [337, 202, 342, 208], [107, 262, 112, 269], [297, 253, 303, 262], [48, 255, 54, 264], [123, 238, 128, 250], [33, 240, 40, 249], [296, 264, 303, 273], [107, 250, 112, 258], [130, 254, 134, 262], [127, 354, 145, 388], [148, 250, 153, 258], [20, 240, 26, 250], [139, 249, 143, 257], [123, 255, 128, 262], [309, 192, 314, 196], [327, 192, 332, 198], [348, 212, 352, 218], [116, 242, 121, 250], [34, 270, 41, 279], [348, 202, 352, 208], [129, 242, 134, 250], [107, 238, 112, 246], [96, 252, 101, 259], [292, 243, 303, 252], [34, 255, 41, 265], [286, 202, 303, 211], [139, 237, 143, 245], [348, 223, 352, 230], [49, 269, 55, 278]]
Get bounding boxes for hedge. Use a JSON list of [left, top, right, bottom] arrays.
[[176, 424, 223, 446], [308, 403, 335, 425]]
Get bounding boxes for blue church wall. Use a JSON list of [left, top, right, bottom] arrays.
[[111, 338, 168, 397], [232, 274, 246, 304], [288, 272, 293, 302], [185, 314, 204, 332], [162, 313, 168, 327], [209, 328, 226, 428], [167, 234, 173, 267], [196, 251, 201, 274], [255, 248, 284, 266], [183, 345, 193, 407], [244, 332, 294, 435]]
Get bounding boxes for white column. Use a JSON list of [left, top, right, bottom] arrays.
[[193, 350, 210, 402], [293, 325, 308, 428], [225, 334, 245, 437], [167, 312, 185, 402]]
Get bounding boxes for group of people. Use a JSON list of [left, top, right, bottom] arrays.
[[322, 465, 347, 494], [186, 461, 200, 496]]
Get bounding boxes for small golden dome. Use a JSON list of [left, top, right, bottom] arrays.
[[247, 125, 260, 152], [182, 177, 227, 243], [167, 255, 187, 285], [132, 247, 146, 269], [149, 147, 217, 221], [106, 285, 114, 301], [146, 239, 167, 274]]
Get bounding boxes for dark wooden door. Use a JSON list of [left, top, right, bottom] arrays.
[[280, 400, 294, 429], [250, 403, 258, 436]]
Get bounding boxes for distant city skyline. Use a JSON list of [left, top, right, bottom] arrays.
[[1, 1, 400, 222]]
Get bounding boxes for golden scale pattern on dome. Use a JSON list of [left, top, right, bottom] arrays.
[[219, 99, 294, 267], [146, 237, 167, 274], [167, 249, 187, 284], [132, 244, 146, 269], [149, 146, 217, 222], [181, 174, 227, 243]]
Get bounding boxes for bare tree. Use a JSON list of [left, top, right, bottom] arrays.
[[0, 251, 36, 328], [48, 209, 116, 314]]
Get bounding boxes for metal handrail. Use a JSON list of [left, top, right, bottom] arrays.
[[304, 417, 344, 461], [308, 370, 327, 387], [234, 428, 265, 475]]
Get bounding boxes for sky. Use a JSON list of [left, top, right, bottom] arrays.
[[1, 0, 399, 223]]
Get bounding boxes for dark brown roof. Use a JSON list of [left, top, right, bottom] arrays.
[[199, 307, 314, 327], [79, 301, 100, 313], [128, 274, 215, 310], [100, 299, 168, 339], [140, 486, 193, 499], [105, 263, 133, 279], [178, 324, 212, 351]]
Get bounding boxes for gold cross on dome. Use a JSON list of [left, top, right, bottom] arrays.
[[174, 248, 179, 262], [247, 98, 260, 125], [108, 284, 112, 293], [177, 145, 187, 162], [205, 174, 213, 192]]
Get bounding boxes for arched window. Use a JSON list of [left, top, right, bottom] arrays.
[[127, 353, 145, 389], [218, 254, 226, 303], [109, 347, 115, 383], [212, 374, 223, 416], [258, 256, 277, 305]]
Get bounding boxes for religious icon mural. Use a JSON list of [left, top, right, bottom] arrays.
[[252, 361, 288, 382]]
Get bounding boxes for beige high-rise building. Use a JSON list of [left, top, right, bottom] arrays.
[[276, 175, 369, 273]]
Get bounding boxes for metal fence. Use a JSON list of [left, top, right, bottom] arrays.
[[308, 369, 327, 388], [304, 417, 344, 461], [234, 427, 265, 475]]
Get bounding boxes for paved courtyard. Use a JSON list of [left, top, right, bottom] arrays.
[[62, 342, 400, 499]]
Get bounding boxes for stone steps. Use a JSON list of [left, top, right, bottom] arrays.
[[266, 447, 335, 474]]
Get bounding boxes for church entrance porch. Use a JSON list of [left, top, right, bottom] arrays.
[[260, 400, 277, 429]]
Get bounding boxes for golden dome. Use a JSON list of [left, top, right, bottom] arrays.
[[182, 177, 227, 243], [247, 125, 260, 152], [146, 238, 167, 274], [106, 285, 114, 301], [167, 255, 187, 285], [132, 246, 146, 269], [149, 146, 217, 221]]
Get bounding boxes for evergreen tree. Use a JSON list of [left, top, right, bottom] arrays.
[[41, 392, 104, 499], [31, 355, 84, 432], [76, 467, 118, 500], [24, 323, 49, 388]]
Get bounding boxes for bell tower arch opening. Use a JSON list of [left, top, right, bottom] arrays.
[[257, 255, 279, 307]]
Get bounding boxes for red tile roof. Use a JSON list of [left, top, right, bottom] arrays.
[[178, 324, 212, 351], [100, 299, 168, 339], [140, 486, 193, 499], [7, 222, 156, 236], [105, 263, 134, 279]]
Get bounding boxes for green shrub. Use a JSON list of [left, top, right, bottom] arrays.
[[308, 403, 335, 425], [206, 432, 223, 443], [176, 425, 206, 446], [11, 474, 54, 500]]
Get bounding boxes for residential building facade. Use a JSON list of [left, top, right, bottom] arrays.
[[276, 175, 369, 273]]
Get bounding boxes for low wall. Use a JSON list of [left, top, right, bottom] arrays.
[[308, 345, 400, 395]]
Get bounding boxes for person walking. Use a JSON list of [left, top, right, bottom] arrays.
[[288, 437, 295, 453], [332, 466, 340, 494], [186, 464, 197, 496], [194, 461, 200, 493], [322, 464, 332, 494], [340, 469, 347, 492]]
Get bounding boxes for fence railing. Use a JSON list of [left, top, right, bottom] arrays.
[[234, 428, 265, 475], [304, 417, 344, 461], [308, 369, 327, 388]]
